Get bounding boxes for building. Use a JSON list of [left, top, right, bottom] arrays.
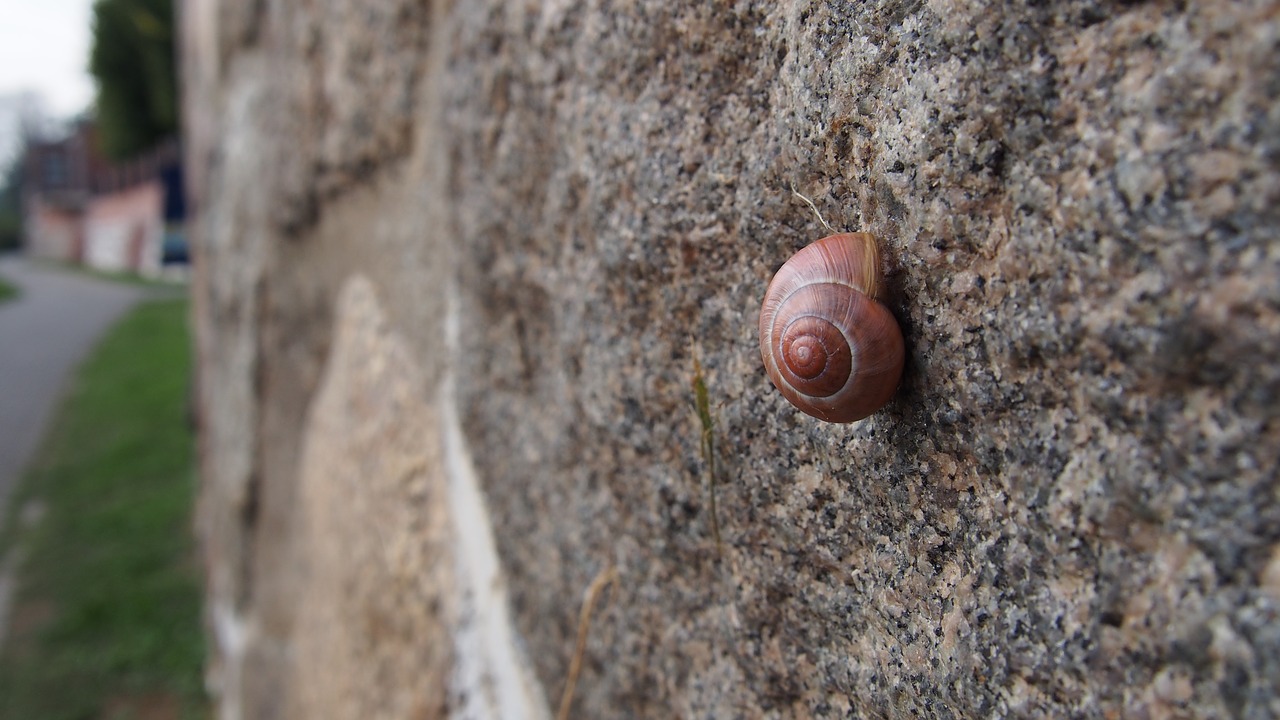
[[22, 121, 185, 275]]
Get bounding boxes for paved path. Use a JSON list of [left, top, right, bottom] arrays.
[[0, 256, 152, 515]]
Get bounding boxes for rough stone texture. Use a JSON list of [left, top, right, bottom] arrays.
[[184, 0, 1280, 718]]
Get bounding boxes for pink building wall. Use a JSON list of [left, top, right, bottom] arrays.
[[83, 181, 165, 275], [22, 124, 181, 277]]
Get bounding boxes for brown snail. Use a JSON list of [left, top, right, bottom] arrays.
[[759, 232, 904, 423]]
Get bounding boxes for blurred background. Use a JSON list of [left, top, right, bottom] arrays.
[[0, 2, 203, 719], [0, 0, 185, 270]]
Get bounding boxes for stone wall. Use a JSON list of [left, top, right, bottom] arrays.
[[183, 1, 1280, 718]]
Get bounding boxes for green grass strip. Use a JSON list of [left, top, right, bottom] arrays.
[[0, 277, 17, 304], [0, 299, 207, 720]]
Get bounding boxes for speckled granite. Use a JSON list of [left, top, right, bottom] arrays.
[[184, 0, 1279, 717]]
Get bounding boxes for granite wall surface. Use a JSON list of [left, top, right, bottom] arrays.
[[183, 0, 1280, 717]]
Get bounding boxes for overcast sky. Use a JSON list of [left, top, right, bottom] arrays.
[[0, 0, 96, 119]]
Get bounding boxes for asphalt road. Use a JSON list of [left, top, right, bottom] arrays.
[[0, 256, 150, 516]]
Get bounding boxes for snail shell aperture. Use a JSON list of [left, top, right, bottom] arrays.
[[759, 233, 904, 423]]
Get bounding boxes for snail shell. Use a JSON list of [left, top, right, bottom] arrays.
[[759, 233, 904, 423]]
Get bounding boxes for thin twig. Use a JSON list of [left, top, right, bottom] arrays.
[[557, 565, 618, 720], [790, 184, 836, 233], [691, 349, 722, 556]]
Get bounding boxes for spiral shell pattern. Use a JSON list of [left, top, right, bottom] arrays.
[[759, 233, 904, 423]]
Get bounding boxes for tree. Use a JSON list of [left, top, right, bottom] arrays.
[[89, 0, 177, 160], [0, 158, 22, 251]]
